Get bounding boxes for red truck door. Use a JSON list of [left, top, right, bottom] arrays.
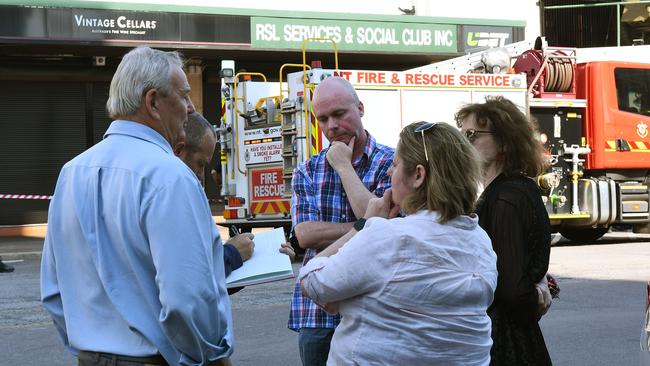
[[581, 61, 650, 170]]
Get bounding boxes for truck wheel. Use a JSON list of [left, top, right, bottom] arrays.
[[559, 227, 609, 243], [634, 222, 650, 234]]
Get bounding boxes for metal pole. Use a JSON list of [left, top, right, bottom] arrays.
[[538, 0, 546, 37], [617, 3, 621, 46]]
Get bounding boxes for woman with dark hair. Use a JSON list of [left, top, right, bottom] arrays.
[[456, 96, 553, 365], [299, 122, 498, 365]]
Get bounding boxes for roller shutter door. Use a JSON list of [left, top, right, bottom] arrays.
[[0, 81, 86, 224], [92, 83, 112, 144]]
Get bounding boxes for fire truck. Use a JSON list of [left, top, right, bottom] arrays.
[[217, 38, 650, 243]]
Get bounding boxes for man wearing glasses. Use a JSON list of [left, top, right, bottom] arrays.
[[288, 77, 394, 365]]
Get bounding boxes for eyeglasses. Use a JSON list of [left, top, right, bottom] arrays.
[[414, 122, 439, 162], [463, 129, 494, 142]]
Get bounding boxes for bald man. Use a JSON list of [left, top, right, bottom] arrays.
[[288, 77, 394, 365]]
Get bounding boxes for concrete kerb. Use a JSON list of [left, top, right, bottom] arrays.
[[0, 213, 227, 262], [1, 251, 42, 261]]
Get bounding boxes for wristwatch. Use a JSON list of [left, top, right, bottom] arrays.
[[353, 218, 367, 231], [289, 228, 300, 247]]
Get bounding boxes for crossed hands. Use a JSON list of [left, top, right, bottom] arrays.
[[307, 190, 399, 316], [299, 281, 340, 315]]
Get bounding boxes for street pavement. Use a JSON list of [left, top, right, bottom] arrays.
[[0, 254, 301, 366], [0, 236, 44, 261], [541, 233, 650, 366], [1, 232, 649, 365]]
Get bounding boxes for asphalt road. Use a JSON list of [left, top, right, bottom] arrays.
[[1, 233, 649, 365], [0, 258, 301, 366], [541, 233, 650, 366]]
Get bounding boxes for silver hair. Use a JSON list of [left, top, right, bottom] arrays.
[[185, 112, 216, 152], [106, 47, 184, 118]]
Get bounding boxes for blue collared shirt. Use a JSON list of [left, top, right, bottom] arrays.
[[288, 132, 394, 331], [41, 120, 233, 366]]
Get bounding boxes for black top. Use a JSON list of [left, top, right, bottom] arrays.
[[223, 243, 243, 277], [475, 174, 552, 366], [224, 244, 244, 295]]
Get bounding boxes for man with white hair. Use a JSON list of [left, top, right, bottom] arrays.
[[41, 47, 233, 366]]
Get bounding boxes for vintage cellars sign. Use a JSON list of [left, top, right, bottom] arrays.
[[0, 5, 250, 45]]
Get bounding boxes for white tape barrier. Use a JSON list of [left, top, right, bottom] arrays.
[[0, 194, 52, 200]]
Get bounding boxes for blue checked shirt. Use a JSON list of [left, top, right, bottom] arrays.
[[288, 132, 394, 331]]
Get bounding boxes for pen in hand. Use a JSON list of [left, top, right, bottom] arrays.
[[229, 225, 240, 238]]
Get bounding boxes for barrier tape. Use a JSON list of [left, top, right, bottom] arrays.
[[0, 194, 52, 200]]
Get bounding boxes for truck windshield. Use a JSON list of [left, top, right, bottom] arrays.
[[615, 68, 650, 117]]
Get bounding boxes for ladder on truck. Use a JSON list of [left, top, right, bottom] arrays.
[[407, 38, 548, 74], [280, 38, 339, 198]]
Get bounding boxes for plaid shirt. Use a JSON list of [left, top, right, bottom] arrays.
[[288, 133, 394, 331]]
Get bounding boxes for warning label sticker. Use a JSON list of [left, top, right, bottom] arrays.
[[250, 167, 284, 201]]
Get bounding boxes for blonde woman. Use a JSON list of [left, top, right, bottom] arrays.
[[299, 122, 497, 365]]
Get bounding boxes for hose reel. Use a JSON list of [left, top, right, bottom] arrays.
[[513, 49, 576, 97]]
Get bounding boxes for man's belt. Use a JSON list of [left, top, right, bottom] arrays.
[[78, 350, 168, 366]]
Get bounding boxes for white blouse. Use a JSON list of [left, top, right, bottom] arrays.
[[299, 211, 498, 366]]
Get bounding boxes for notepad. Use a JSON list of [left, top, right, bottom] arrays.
[[225, 228, 294, 288]]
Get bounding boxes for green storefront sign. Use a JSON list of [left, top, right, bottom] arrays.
[[252, 16, 457, 53]]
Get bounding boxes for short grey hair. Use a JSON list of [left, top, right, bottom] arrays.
[[106, 47, 184, 118], [185, 112, 216, 152]]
